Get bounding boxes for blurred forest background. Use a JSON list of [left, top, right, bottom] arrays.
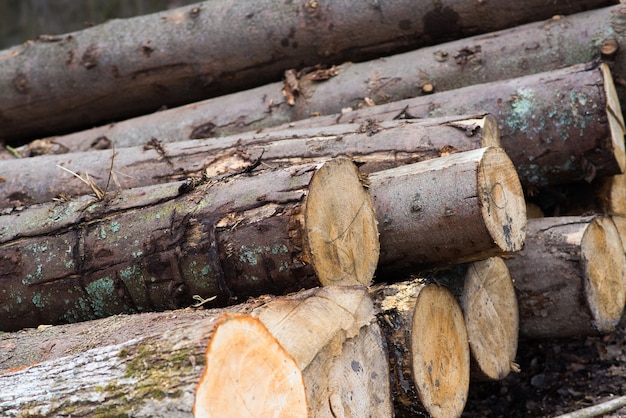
[[0, 0, 200, 49]]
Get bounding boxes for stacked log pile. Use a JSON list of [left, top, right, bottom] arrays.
[[2, 1, 626, 417]]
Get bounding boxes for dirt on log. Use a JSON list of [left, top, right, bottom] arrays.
[[0, 158, 379, 331], [0, 286, 391, 417], [13, 4, 626, 156], [505, 216, 626, 339], [1, 115, 500, 208], [370, 147, 526, 272], [1, 0, 611, 143]]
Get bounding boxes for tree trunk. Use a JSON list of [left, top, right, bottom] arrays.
[[1, 115, 499, 208], [372, 281, 470, 418], [0, 286, 392, 417], [505, 216, 626, 338], [434, 257, 520, 381], [370, 147, 526, 272], [16, 4, 625, 156], [278, 63, 625, 191], [0, 0, 614, 144], [0, 158, 379, 331]]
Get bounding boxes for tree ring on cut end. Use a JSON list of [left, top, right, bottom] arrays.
[[304, 157, 380, 287]]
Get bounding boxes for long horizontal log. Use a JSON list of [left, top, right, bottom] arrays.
[[280, 63, 626, 191], [1, 115, 499, 208], [434, 257, 519, 381], [2, 0, 611, 143], [0, 158, 379, 331], [370, 147, 526, 272], [505, 216, 626, 338], [19, 4, 626, 157], [372, 281, 470, 418], [28, 62, 624, 193], [0, 286, 392, 417]]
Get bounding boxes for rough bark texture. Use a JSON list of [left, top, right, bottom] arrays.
[[372, 281, 470, 418], [273, 63, 626, 191], [1, 115, 499, 208], [435, 257, 519, 381], [0, 0, 614, 144], [0, 159, 379, 331], [15, 4, 626, 155], [0, 286, 391, 417], [505, 216, 626, 338], [370, 147, 526, 272]]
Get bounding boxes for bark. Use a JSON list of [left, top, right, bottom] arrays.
[[2, 0, 612, 143], [0, 158, 379, 331], [505, 216, 626, 338], [287, 63, 626, 191], [371, 281, 470, 418], [434, 257, 519, 381], [1, 115, 500, 208], [274, 64, 624, 190], [18, 4, 626, 156], [370, 147, 526, 272], [0, 286, 392, 417]]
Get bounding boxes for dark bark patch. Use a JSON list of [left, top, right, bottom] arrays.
[[190, 122, 217, 139], [141, 42, 154, 57], [81, 44, 100, 69], [398, 19, 412, 31], [12, 73, 29, 93], [423, 6, 460, 41]]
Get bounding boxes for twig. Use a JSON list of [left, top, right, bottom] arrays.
[[553, 395, 626, 418]]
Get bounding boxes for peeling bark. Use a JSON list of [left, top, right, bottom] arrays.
[[0, 159, 379, 331], [1, 115, 499, 208]]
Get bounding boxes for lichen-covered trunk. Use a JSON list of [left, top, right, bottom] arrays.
[[1, 115, 499, 208], [0, 286, 392, 418], [0, 159, 379, 331], [280, 63, 626, 192], [12, 4, 624, 156]]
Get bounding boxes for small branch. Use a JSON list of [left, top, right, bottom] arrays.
[[554, 396, 626, 418]]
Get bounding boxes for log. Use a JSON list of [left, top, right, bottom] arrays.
[[0, 285, 392, 417], [434, 257, 519, 381], [372, 281, 470, 418], [505, 216, 626, 338], [274, 63, 626, 191], [18, 4, 626, 156], [2, 0, 611, 143], [286, 63, 626, 191], [370, 147, 526, 272], [0, 158, 379, 331], [1, 114, 500, 208]]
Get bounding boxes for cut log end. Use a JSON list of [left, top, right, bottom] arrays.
[[602, 63, 626, 175], [478, 147, 527, 253], [305, 158, 380, 287], [411, 285, 470, 418], [194, 313, 307, 418], [581, 217, 626, 333], [461, 257, 519, 381]]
